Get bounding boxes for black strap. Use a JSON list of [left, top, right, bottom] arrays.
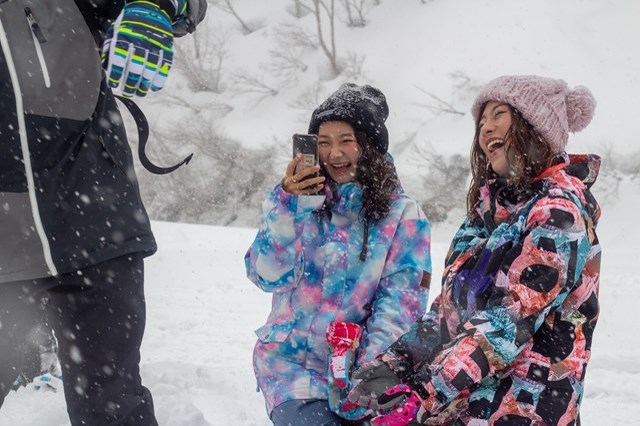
[[116, 95, 193, 175]]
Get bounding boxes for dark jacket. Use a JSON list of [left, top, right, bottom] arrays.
[[0, 0, 204, 283], [381, 153, 601, 425]]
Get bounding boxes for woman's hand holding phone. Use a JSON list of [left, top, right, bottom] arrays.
[[282, 155, 325, 195]]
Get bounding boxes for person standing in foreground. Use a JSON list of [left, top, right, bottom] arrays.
[[0, 1, 206, 424], [348, 75, 601, 425], [245, 83, 432, 425]]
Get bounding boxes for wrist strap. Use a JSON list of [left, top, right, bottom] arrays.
[[116, 95, 193, 175]]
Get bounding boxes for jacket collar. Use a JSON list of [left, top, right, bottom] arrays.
[[476, 152, 601, 229], [324, 182, 363, 216]]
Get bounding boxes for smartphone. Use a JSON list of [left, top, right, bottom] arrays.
[[292, 133, 318, 180]]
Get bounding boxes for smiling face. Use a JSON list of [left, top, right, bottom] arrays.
[[317, 121, 360, 184], [478, 101, 513, 177]]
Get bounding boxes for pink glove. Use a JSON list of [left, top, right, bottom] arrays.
[[371, 384, 423, 426]]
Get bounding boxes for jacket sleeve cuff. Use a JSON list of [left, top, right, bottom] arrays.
[[157, 0, 187, 20], [171, 0, 208, 37]]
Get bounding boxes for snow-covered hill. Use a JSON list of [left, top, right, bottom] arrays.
[[137, 0, 640, 227], [2, 0, 638, 424]]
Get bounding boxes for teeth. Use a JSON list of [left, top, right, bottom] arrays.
[[488, 139, 505, 151], [332, 163, 349, 168]]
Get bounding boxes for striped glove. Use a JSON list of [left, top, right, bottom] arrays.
[[102, 0, 187, 97]]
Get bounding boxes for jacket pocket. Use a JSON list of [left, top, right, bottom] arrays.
[[256, 324, 310, 366], [255, 322, 294, 343], [4, 0, 101, 121]]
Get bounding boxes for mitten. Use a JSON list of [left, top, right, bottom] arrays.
[[326, 321, 363, 389], [326, 321, 364, 416], [102, 0, 186, 97], [370, 384, 424, 426], [347, 360, 402, 410]]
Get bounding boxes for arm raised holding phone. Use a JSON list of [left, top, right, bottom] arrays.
[[281, 134, 325, 195]]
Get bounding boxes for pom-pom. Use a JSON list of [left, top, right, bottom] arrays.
[[566, 86, 596, 132]]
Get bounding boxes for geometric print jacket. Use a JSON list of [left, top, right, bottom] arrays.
[[382, 153, 601, 425], [245, 181, 431, 414]]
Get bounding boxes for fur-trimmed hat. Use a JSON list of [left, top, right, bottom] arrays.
[[471, 75, 596, 153], [308, 83, 389, 154]]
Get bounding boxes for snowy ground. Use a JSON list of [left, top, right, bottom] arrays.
[[1, 200, 637, 425]]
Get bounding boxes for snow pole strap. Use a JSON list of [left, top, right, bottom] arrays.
[[116, 95, 193, 174]]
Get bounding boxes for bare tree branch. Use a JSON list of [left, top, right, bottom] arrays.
[[288, 81, 323, 111], [212, 0, 255, 34], [339, 0, 375, 27], [288, 0, 314, 17], [232, 71, 279, 107], [412, 143, 469, 221], [414, 85, 465, 117], [309, 0, 340, 76], [174, 30, 229, 93], [341, 50, 367, 80]]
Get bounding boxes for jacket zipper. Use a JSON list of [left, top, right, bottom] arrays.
[[24, 7, 50, 88], [0, 17, 58, 276]]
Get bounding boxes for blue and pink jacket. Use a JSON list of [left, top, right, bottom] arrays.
[[245, 181, 431, 414]]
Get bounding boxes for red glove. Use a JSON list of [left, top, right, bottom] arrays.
[[326, 321, 363, 388]]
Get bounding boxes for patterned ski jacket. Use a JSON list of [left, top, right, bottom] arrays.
[[382, 153, 601, 425], [0, 0, 204, 283], [245, 181, 431, 414]]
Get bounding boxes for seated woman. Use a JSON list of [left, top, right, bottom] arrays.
[[245, 83, 432, 425], [348, 75, 601, 426]]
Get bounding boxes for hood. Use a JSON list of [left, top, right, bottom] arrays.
[[324, 182, 363, 216], [564, 153, 601, 189], [563, 153, 601, 226], [477, 152, 601, 228]]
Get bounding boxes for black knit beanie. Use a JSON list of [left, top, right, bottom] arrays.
[[308, 83, 390, 154]]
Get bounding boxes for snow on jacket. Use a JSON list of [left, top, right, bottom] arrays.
[[245, 181, 431, 414], [0, 0, 204, 283], [382, 153, 601, 425]]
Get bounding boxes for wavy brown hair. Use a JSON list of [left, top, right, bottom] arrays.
[[467, 103, 555, 216]]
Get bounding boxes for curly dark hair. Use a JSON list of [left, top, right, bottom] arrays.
[[467, 103, 555, 216], [354, 132, 398, 223]]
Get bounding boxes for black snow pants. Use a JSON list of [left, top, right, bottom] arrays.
[[0, 253, 158, 426]]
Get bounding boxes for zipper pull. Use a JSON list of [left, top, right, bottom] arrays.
[[25, 7, 47, 43]]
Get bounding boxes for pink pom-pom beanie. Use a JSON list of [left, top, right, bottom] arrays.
[[471, 75, 596, 153]]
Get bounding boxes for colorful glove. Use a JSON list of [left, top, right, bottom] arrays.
[[326, 321, 363, 389], [102, 1, 186, 97], [347, 360, 402, 410], [326, 321, 366, 419], [370, 384, 423, 426]]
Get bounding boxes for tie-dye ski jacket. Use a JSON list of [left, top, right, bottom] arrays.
[[245, 181, 431, 414], [380, 153, 601, 425]]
